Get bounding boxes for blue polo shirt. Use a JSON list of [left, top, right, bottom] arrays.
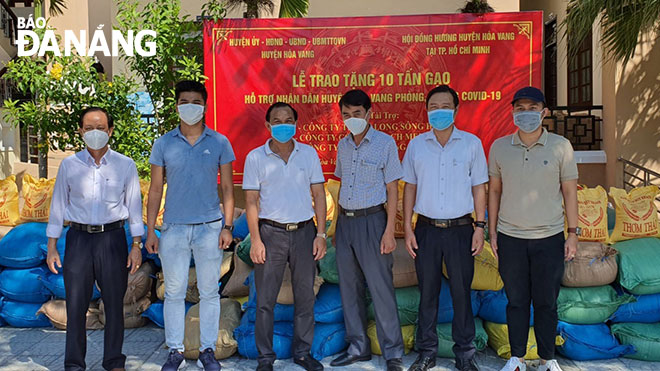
[[149, 126, 235, 224]]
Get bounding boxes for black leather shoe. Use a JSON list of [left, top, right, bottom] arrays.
[[387, 358, 405, 371], [456, 358, 479, 371], [408, 354, 436, 371], [330, 351, 372, 367], [293, 354, 323, 371], [256, 362, 273, 371]]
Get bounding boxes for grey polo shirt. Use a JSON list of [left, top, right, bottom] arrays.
[[488, 129, 579, 239], [243, 139, 325, 224]]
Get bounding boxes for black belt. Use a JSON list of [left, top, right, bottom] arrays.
[[418, 214, 473, 228], [259, 218, 313, 231], [190, 218, 222, 226], [69, 220, 126, 234], [341, 204, 385, 217]]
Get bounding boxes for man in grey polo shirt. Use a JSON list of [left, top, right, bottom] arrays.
[[243, 102, 327, 371], [402, 85, 488, 371], [329, 89, 404, 371], [489, 87, 578, 371], [145, 80, 236, 371]]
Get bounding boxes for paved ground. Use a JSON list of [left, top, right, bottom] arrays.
[[0, 325, 658, 371]]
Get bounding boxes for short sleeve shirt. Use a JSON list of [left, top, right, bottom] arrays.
[[488, 129, 579, 239], [402, 128, 489, 219], [242, 140, 325, 224], [149, 126, 235, 224], [334, 127, 403, 209]]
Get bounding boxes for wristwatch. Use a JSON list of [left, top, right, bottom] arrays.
[[567, 227, 582, 236], [317, 233, 327, 239], [474, 221, 486, 229], [223, 225, 234, 232], [132, 242, 144, 249]]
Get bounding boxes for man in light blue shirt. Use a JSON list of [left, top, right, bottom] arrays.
[[330, 90, 405, 371], [402, 85, 488, 371], [243, 102, 327, 371], [145, 80, 235, 371]]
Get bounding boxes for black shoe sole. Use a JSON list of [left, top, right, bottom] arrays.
[[330, 355, 372, 367]]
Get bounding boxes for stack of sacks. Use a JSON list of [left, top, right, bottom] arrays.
[[183, 298, 243, 360], [550, 185, 632, 361], [235, 271, 344, 360], [97, 261, 157, 329], [606, 185, 660, 362], [37, 299, 104, 330], [0, 223, 53, 327]]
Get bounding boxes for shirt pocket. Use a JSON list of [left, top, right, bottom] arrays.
[[360, 158, 381, 185], [103, 179, 124, 203]]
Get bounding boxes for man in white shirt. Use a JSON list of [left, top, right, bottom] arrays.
[[243, 102, 327, 371], [46, 107, 144, 371], [402, 86, 488, 371]]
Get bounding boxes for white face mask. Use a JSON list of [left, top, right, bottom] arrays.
[[178, 104, 205, 125], [343, 117, 368, 135], [83, 130, 109, 150]]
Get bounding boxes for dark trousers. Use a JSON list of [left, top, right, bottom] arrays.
[[415, 221, 475, 361], [497, 232, 564, 360], [63, 227, 128, 371], [254, 221, 316, 364], [335, 210, 404, 360]]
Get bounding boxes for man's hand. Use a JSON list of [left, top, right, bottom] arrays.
[[220, 229, 233, 250], [250, 238, 266, 264], [565, 234, 578, 261], [380, 228, 396, 255], [313, 236, 327, 261], [145, 229, 159, 254], [489, 232, 499, 260], [404, 228, 418, 259], [47, 248, 62, 274], [471, 228, 485, 256], [127, 247, 142, 274]]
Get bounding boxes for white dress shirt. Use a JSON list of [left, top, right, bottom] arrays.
[[242, 139, 325, 224], [402, 128, 488, 219], [46, 149, 144, 239]]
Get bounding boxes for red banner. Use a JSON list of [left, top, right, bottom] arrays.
[[203, 12, 543, 183]]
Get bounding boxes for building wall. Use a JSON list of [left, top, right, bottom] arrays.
[[307, 0, 519, 17]]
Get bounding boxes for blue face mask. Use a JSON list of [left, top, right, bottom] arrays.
[[428, 109, 455, 131], [513, 111, 543, 133], [270, 123, 296, 143]]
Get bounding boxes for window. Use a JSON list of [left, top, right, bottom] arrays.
[[544, 18, 557, 107], [568, 31, 593, 107]]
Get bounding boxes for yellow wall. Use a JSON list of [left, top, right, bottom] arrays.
[[307, 0, 519, 17]]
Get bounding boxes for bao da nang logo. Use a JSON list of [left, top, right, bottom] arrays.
[[16, 16, 156, 57]]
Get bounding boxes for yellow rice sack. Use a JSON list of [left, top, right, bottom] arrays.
[[566, 186, 610, 243], [484, 321, 564, 360], [443, 241, 504, 291], [609, 186, 660, 242], [395, 180, 418, 238], [326, 179, 340, 237], [141, 180, 166, 227], [20, 174, 55, 222], [0, 175, 20, 226], [367, 321, 415, 355]]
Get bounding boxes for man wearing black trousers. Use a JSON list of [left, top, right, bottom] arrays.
[[402, 85, 488, 371], [46, 107, 144, 371], [489, 87, 578, 371]]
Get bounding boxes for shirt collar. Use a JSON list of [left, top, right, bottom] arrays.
[[349, 125, 375, 146], [80, 148, 111, 166], [264, 138, 299, 156], [424, 127, 463, 145], [173, 125, 212, 140], [512, 128, 548, 147]]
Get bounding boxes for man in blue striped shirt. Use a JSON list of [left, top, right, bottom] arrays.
[[330, 90, 405, 371]]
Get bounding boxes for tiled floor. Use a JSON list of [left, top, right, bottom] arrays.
[[0, 325, 658, 370]]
